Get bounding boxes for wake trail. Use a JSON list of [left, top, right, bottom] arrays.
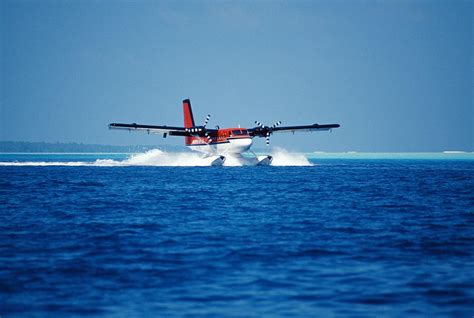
[[0, 148, 312, 167]]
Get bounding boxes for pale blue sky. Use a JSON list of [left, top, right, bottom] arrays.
[[1, 0, 472, 151]]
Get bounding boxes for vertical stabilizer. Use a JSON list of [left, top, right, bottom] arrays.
[[183, 99, 195, 128], [183, 99, 195, 145]]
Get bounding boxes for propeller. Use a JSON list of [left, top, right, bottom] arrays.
[[185, 114, 212, 137], [200, 114, 212, 143], [254, 120, 282, 145], [254, 120, 281, 129], [203, 114, 211, 128], [204, 131, 212, 144]]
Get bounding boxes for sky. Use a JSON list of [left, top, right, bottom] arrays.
[[1, 0, 472, 152]]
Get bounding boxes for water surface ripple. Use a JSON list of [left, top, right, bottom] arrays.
[[1, 158, 473, 317]]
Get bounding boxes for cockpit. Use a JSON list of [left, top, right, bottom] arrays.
[[231, 129, 248, 136]]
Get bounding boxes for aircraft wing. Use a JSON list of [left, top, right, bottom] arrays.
[[272, 123, 340, 133], [108, 123, 217, 136], [248, 123, 340, 137]]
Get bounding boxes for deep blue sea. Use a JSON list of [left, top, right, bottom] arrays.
[[0, 152, 473, 317]]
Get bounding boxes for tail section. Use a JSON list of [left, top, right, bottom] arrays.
[[183, 99, 196, 146], [183, 99, 195, 128]]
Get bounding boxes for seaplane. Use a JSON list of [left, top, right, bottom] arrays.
[[109, 99, 340, 166]]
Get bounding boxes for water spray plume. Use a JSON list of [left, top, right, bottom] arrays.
[[0, 148, 312, 167]]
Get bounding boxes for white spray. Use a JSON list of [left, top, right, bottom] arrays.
[[0, 148, 312, 167]]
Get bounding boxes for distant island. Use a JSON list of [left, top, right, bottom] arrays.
[[0, 141, 187, 153]]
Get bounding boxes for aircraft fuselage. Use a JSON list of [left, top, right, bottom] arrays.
[[186, 128, 253, 155]]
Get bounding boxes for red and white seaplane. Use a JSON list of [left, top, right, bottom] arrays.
[[109, 99, 340, 165]]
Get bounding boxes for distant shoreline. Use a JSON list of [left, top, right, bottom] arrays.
[[0, 142, 472, 158], [0, 141, 185, 153]]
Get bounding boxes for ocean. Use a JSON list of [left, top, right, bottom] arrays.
[[0, 150, 473, 317]]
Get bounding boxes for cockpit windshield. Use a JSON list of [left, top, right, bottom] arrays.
[[232, 129, 248, 135]]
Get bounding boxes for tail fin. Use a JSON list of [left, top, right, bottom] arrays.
[[183, 99, 196, 146], [183, 99, 195, 128]]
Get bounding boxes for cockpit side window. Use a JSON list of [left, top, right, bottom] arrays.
[[231, 129, 248, 136]]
